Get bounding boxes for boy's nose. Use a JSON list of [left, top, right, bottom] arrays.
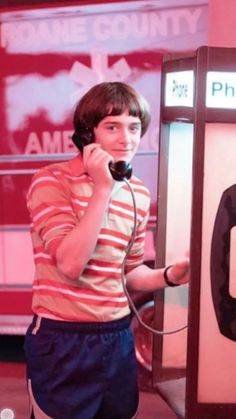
[[119, 128, 130, 143]]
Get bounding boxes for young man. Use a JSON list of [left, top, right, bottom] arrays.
[[24, 82, 189, 419]]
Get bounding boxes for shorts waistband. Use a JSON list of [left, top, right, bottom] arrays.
[[31, 314, 131, 334]]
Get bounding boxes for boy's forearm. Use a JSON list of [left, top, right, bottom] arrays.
[[126, 259, 189, 291], [126, 264, 167, 292]]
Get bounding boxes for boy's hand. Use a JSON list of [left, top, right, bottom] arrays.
[[166, 258, 190, 286], [83, 144, 114, 189]]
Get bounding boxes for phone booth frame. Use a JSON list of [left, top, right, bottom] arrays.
[[152, 46, 236, 419]]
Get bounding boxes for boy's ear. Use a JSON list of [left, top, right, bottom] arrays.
[[72, 127, 94, 153]]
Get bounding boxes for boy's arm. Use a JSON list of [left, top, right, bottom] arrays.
[[126, 259, 190, 291], [56, 144, 114, 279]]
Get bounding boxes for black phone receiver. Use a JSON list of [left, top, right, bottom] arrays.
[[109, 161, 132, 181], [72, 127, 132, 181]]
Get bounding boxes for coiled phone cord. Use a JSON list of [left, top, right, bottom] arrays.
[[122, 178, 188, 336]]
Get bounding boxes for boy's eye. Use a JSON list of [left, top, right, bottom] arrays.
[[107, 125, 117, 131], [130, 125, 141, 132], [130, 126, 139, 131]]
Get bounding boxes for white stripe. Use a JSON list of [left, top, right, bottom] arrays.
[[71, 198, 88, 207], [135, 232, 145, 239], [98, 233, 128, 245], [109, 203, 143, 222], [34, 253, 51, 260], [34, 205, 72, 222], [85, 264, 121, 273], [28, 379, 53, 418], [45, 235, 64, 248], [126, 258, 143, 264], [111, 181, 125, 196], [33, 285, 127, 302], [110, 203, 134, 217], [130, 184, 148, 193], [33, 206, 54, 222], [42, 223, 74, 240]]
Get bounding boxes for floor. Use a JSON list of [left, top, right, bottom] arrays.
[[0, 335, 178, 419]]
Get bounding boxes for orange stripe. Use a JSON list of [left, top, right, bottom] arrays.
[[126, 254, 144, 261], [34, 246, 45, 253], [133, 236, 144, 243], [71, 201, 88, 211], [100, 228, 130, 241], [47, 237, 63, 258], [32, 201, 72, 215], [70, 193, 90, 202], [34, 257, 54, 266], [34, 278, 125, 297], [97, 238, 126, 250], [41, 221, 75, 236], [109, 207, 134, 221], [33, 208, 73, 227], [83, 269, 121, 278], [28, 181, 63, 199], [111, 199, 135, 211], [111, 199, 147, 218], [33, 289, 127, 307], [59, 175, 92, 186]]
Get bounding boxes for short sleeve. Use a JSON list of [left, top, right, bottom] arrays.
[[27, 167, 78, 258]]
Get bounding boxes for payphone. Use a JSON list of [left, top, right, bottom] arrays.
[[153, 46, 236, 419]]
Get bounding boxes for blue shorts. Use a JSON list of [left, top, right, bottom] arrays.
[[24, 315, 139, 419]]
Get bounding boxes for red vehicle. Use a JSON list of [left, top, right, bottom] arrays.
[[0, 0, 208, 370]]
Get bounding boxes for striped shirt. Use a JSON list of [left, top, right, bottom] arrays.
[[27, 155, 151, 322]]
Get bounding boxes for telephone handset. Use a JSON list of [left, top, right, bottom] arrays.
[[72, 127, 132, 181], [108, 160, 132, 181]]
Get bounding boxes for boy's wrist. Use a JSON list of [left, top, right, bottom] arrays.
[[163, 265, 180, 287]]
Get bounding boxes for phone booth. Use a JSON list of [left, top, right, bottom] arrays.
[[152, 46, 236, 419]]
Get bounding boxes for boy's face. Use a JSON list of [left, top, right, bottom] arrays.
[[93, 110, 142, 163]]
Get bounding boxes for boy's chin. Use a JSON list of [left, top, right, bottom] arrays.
[[113, 154, 133, 163]]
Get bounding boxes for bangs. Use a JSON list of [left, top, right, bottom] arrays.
[[94, 87, 150, 135], [106, 93, 143, 119], [74, 82, 151, 137]]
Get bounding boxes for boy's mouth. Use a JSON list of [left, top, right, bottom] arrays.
[[113, 149, 132, 152]]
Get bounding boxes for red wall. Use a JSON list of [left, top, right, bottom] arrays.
[[208, 0, 236, 47]]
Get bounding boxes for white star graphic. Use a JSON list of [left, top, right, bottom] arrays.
[[69, 50, 132, 105]]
